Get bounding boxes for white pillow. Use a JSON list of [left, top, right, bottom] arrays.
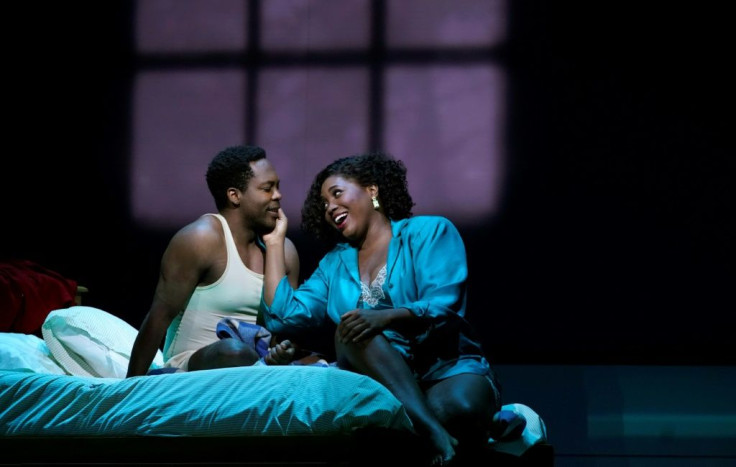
[[0, 332, 68, 374], [42, 306, 164, 378]]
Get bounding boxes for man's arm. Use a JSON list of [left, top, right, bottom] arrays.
[[126, 300, 170, 377], [126, 225, 212, 377]]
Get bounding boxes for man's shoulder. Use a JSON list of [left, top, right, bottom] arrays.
[[171, 213, 222, 245]]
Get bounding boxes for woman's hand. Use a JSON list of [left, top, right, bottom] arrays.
[[262, 207, 288, 247], [338, 308, 395, 343], [261, 208, 289, 306]]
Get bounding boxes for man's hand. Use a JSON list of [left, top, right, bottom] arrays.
[[264, 339, 296, 365]]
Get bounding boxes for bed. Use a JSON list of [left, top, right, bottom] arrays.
[[0, 304, 553, 466]]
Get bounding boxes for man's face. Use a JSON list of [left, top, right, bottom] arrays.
[[241, 158, 282, 233]]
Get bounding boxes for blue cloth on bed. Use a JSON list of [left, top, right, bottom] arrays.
[[216, 318, 272, 358], [148, 318, 330, 373], [215, 318, 330, 367]]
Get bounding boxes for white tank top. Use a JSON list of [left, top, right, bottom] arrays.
[[163, 213, 263, 369]]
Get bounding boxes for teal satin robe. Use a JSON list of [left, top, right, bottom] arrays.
[[261, 216, 492, 382]]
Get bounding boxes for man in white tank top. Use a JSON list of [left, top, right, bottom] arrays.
[[126, 145, 300, 377]]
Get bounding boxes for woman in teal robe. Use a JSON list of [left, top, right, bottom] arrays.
[[261, 152, 501, 466]]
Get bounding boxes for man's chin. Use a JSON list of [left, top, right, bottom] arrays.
[[255, 221, 277, 236]]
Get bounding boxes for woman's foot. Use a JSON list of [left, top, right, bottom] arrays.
[[428, 430, 458, 466]]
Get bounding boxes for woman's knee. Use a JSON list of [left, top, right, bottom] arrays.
[[334, 332, 399, 372]]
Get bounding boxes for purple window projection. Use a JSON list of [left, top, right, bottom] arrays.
[[131, 0, 507, 230]]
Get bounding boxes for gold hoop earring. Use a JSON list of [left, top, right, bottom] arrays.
[[372, 196, 380, 210]]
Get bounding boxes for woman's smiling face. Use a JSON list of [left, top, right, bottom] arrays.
[[321, 175, 375, 241]]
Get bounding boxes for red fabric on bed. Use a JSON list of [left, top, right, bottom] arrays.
[[0, 260, 77, 334]]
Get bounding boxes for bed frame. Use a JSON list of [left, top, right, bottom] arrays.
[[1, 432, 554, 466]]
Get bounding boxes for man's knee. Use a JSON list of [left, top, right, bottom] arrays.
[[190, 339, 260, 370], [218, 339, 260, 365]]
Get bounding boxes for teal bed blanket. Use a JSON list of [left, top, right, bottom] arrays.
[[0, 366, 413, 436]]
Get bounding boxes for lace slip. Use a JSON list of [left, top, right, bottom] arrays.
[[359, 264, 387, 307]]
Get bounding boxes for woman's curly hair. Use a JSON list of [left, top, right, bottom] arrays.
[[301, 151, 415, 246]]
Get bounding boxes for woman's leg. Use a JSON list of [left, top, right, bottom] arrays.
[[335, 333, 457, 465], [424, 373, 501, 453]]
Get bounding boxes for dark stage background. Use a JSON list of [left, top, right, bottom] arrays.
[[3, 1, 733, 365]]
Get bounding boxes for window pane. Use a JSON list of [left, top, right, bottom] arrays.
[[385, 65, 505, 224], [387, 0, 507, 48], [256, 67, 369, 225], [131, 70, 246, 229], [136, 0, 247, 53], [262, 0, 370, 51]]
